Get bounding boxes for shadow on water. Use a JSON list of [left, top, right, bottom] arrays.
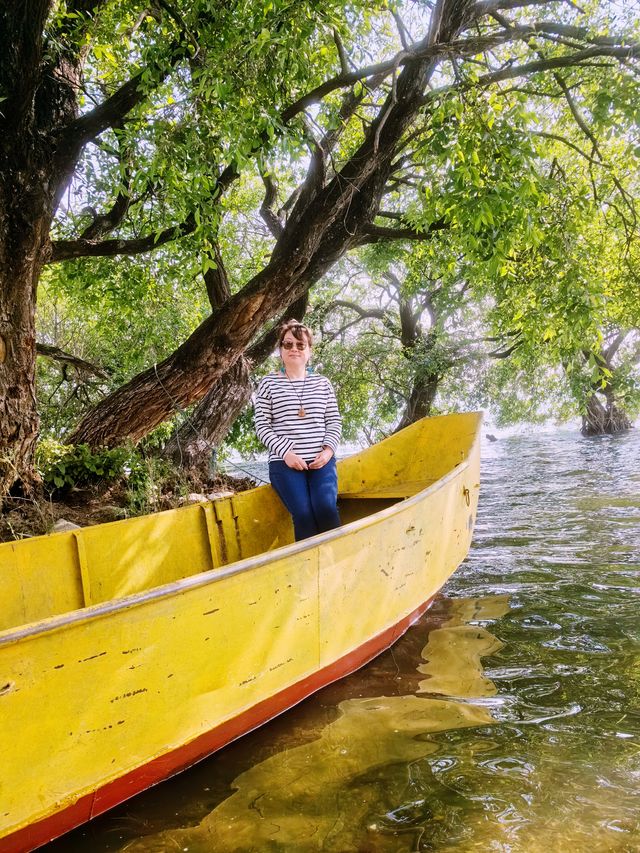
[[45, 431, 640, 852]]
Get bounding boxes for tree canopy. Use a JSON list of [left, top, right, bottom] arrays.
[[1, 0, 640, 497]]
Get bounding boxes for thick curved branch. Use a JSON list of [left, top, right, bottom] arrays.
[[64, 59, 175, 148], [64, 0, 197, 151], [49, 162, 239, 262], [327, 299, 386, 321]]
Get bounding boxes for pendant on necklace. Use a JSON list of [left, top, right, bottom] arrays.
[[298, 408, 306, 418]]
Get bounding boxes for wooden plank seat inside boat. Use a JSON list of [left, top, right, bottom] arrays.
[[336, 484, 435, 527], [339, 479, 437, 499]]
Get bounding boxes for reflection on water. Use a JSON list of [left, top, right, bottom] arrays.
[[46, 431, 640, 852], [126, 697, 491, 853], [418, 623, 505, 699], [121, 598, 498, 853]]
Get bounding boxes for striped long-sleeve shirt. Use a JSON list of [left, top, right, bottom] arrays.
[[254, 372, 342, 462]]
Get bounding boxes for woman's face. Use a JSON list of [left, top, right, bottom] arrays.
[[280, 331, 310, 371]]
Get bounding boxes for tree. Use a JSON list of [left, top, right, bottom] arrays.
[[2, 0, 639, 496]]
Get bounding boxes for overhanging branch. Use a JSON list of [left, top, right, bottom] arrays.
[[36, 343, 111, 379], [359, 218, 448, 244], [49, 212, 196, 262]]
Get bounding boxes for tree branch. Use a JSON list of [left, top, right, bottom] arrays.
[[488, 339, 522, 358], [533, 130, 601, 165], [333, 29, 350, 75], [63, 0, 198, 152], [326, 299, 386, 321], [471, 0, 573, 20], [203, 243, 231, 310], [260, 171, 285, 238], [36, 342, 111, 379], [421, 43, 640, 105], [391, 9, 412, 50], [604, 330, 629, 364], [49, 211, 196, 262], [49, 161, 239, 262], [359, 218, 448, 244], [80, 124, 133, 239], [63, 56, 176, 149]]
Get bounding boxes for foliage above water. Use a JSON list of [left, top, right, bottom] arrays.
[[34, 0, 640, 448]]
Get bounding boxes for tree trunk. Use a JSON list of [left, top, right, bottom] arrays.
[[395, 373, 440, 432], [0, 125, 70, 496], [70, 2, 474, 449], [395, 295, 441, 432], [162, 359, 253, 468], [581, 392, 632, 436], [162, 295, 309, 468], [0, 3, 85, 495], [0, 244, 42, 496]]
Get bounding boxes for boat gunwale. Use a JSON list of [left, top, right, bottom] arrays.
[[0, 454, 475, 649]]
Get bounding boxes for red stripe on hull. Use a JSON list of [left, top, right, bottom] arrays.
[[2, 597, 434, 853]]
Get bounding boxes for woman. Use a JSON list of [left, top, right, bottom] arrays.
[[254, 320, 342, 541]]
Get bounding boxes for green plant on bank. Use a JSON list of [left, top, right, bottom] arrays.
[[34, 438, 187, 514], [36, 439, 134, 492]]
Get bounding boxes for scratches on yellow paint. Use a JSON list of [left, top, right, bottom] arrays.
[[110, 688, 148, 703], [78, 651, 107, 663]]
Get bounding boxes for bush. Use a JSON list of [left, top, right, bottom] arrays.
[[36, 439, 134, 492]]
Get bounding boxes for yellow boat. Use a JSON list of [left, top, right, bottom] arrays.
[[0, 412, 481, 852]]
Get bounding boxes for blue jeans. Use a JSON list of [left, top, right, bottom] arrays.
[[269, 457, 341, 542]]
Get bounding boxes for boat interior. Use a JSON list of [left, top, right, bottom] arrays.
[[0, 413, 480, 634]]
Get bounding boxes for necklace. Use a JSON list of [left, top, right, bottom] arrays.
[[285, 370, 307, 417]]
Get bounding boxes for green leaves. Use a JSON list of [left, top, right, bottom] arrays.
[[36, 440, 134, 493]]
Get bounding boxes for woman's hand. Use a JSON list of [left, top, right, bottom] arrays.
[[283, 451, 308, 470], [309, 447, 334, 469]]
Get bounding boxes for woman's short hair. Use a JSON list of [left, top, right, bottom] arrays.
[[278, 320, 313, 348]]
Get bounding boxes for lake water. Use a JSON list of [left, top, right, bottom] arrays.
[[46, 430, 640, 852]]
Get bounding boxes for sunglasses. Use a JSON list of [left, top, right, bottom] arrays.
[[281, 340, 307, 351]]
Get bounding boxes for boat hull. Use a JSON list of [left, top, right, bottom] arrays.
[[3, 597, 436, 853], [0, 413, 481, 851]]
